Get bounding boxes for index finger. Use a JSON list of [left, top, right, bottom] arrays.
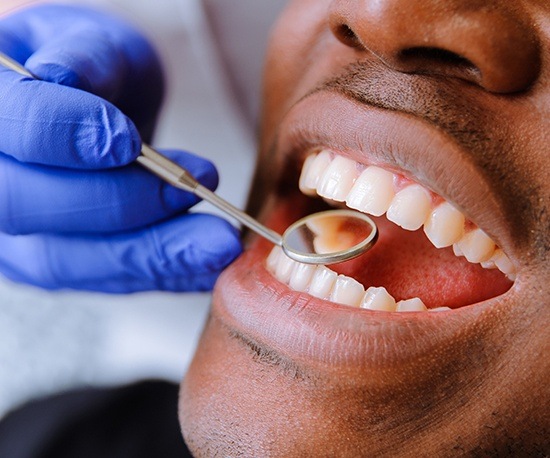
[[0, 67, 140, 168]]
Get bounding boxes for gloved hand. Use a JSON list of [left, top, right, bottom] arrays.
[[0, 4, 242, 293]]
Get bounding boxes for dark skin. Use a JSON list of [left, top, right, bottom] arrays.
[[180, 1, 550, 456]]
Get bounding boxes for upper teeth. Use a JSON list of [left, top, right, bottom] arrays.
[[298, 150, 515, 279]]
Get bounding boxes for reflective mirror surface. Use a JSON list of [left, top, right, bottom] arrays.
[[282, 210, 378, 264]]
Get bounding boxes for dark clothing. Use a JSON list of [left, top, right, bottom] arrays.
[[0, 380, 192, 457]]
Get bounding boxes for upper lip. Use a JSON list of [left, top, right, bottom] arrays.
[[273, 89, 516, 261]]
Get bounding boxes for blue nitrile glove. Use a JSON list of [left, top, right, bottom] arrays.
[[0, 4, 242, 292]]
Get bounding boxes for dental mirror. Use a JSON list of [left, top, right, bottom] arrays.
[[138, 146, 378, 265], [281, 210, 377, 264], [0, 51, 378, 265]]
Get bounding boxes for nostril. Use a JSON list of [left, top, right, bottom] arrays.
[[398, 47, 482, 84], [333, 23, 363, 49], [401, 48, 473, 69]]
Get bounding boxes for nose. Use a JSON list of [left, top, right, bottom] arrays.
[[328, 0, 541, 93]]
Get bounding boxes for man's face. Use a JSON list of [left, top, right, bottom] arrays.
[[180, 0, 549, 455]]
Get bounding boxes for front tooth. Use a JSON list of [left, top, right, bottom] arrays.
[[429, 307, 452, 312], [424, 202, 465, 248], [455, 228, 495, 263], [317, 156, 358, 201], [298, 155, 319, 195], [360, 286, 397, 311], [396, 298, 427, 312], [386, 184, 432, 230], [299, 151, 332, 194], [275, 253, 297, 283], [346, 166, 395, 216], [309, 266, 338, 299], [330, 275, 364, 307], [289, 262, 316, 292]]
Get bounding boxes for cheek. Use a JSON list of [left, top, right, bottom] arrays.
[[261, 22, 303, 145], [261, 1, 332, 149]]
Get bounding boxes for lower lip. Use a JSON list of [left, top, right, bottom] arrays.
[[212, 234, 512, 370]]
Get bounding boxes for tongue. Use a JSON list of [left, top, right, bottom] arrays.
[[333, 216, 512, 309]]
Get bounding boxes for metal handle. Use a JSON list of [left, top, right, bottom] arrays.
[[137, 144, 198, 192], [137, 145, 283, 246], [0, 53, 34, 78]]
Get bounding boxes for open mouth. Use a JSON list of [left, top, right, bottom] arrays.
[[264, 149, 514, 312], [253, 89, 517, 315], [213, 91, 519, 367]]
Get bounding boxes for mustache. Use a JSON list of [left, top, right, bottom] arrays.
[[316, 60, 491, 154]]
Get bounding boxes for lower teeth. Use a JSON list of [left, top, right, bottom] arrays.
[[266, 246, 451, 313]]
